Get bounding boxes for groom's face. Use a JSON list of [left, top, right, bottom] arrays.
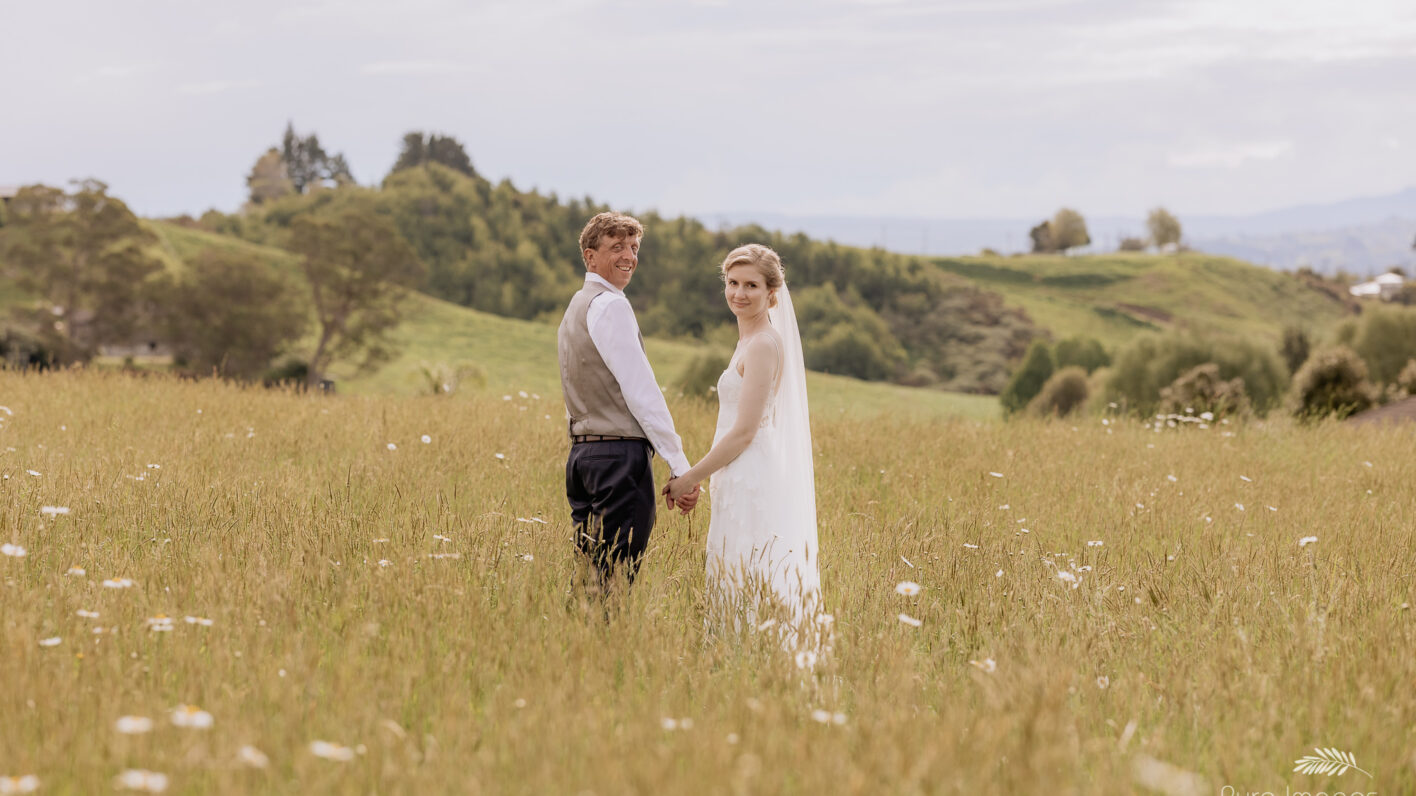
[[585, 233, 640, 290]]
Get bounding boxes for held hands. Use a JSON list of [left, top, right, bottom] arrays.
[[662, 477, 701, 514]]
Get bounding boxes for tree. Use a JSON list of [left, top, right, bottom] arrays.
[[1280, 325, 1311, 375], [162, 247, 306, 380], [391, 131, 476, 177], [280, 122, 354, 194], [1118, 237, 1146, 252], [288, 198, 426, 385], [1050, 208, 1090, 253], [1053, 336, 1110, 374], [0, 181, 164, 362], [246, 148, 295, 205], [1000, 340, 1055, 415], [1029, 220, 1054, 253], [1146, 207, 1182, 250]]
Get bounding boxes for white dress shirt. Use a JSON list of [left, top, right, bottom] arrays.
[[583, 273, 692, 476]]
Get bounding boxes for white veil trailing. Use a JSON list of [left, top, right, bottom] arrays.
[[767, 282, 822, 619]]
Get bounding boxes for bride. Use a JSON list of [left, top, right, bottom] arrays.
[[665, 244, 822, 647]]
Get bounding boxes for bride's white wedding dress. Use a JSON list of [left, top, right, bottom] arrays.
[[704, 287, 823, 649]]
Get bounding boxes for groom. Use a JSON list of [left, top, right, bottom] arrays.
[[557, 212, 699, 595]]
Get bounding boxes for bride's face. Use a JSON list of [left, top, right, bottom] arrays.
[[724, 264, 772, 320]]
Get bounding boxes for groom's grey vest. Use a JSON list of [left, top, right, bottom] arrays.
[[557, 281, 648, 440]]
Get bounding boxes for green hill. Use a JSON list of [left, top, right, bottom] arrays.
[[147, 220, 999, 421], [930, 251, 1352, 349]]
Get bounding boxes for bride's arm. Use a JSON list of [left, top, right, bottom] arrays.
[[668, 336, 779, 499]]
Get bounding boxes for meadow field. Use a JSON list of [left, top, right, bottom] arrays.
[[2, 369, 1414, 794]]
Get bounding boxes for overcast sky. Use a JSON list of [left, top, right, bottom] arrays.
[[3, 0, 1414, 220]]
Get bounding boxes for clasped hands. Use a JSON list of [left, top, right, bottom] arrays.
[[662, 477, 700, 514]]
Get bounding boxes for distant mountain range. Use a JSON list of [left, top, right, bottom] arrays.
[[704, 187, 1416, 277]]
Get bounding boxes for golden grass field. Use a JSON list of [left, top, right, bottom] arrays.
[[2, 369, 1414, 794]]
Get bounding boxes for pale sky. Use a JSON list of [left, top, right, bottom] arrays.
[[3, 0, 1414, 220]]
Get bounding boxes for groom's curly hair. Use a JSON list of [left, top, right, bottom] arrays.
[[579, 212, 645, 265]]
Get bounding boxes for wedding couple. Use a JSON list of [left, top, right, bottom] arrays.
[[557, 212, 821, 635]]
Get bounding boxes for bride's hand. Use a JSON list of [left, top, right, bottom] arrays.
[[667, 477, 698, 505]]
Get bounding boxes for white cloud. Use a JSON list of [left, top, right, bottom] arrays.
[[1167, 141, 1296, 169], [178, 80, 261, 96], [359, 61, 471, 76]]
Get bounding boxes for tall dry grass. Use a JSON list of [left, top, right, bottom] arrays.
[[1, 370, 1413, 794]]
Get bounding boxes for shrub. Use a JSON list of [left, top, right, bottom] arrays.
[[675, 351, 730, 401], [1280, 326, 1311, 375], [1053, 336, 1110, 374], [1118, 237, 1146, 252], [1397, 359, 1416, 396], [1027, 366, 1089, 417], [1157, 363, 1250, 419], [1000, 340, 1054, 415], [1287, 346, 1377, 421], [1105, 334, 1288, 416], [1335, 306, 1416, 385]]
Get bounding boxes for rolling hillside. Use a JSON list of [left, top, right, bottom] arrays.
[[929, 251, 1353, 349], [147, 221, 1000, 421]]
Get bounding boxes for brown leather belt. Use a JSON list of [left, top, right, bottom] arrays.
[[570, 434, 648, 444]]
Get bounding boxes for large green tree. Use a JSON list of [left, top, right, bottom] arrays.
[[288, 196, 426, 385], [390, 131, 476, 177], [281, 122, 354, 194], [1146, 207, 1182, 250], [0, 181, 164, 362], [162, 247, 307, 380]]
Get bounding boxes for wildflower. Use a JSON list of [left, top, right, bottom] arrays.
[[513, 698, 527, 708], [895, 581, 922, 597], [25, 470, 39, 477], [809, 709, 833, 724], [238, 746, 269, 769], [897, 613, 922, 627], [520, 554, 533, 562], [726, 733, 740, 744], [66, 565, 85, 576], [815, 613, 835, 628], [38, 637, 61, 647], [114, 770, 168, 792], [502, 395, 512, 401], [998, 503, 1010, 510], [115, 716, 154, 734], [1235, 503, 1245, 511], [309, 740, 356, 761], [988, 471, 1003, 478], [371, 538, 389, 544], [516, 517, 549, 525], [494, 453, 506, 460], [661, 717, 679, 730], [170, 705, 213, 729], [1166, 474, 1177, 482], [102, 578, 135, 589], [146, 615, 175, 632], [183, 616, 213, 626], [969, 658, 997, 673], [1056, 570, 1078, 584], [433, 534, 452, 542], [1267, 506, 1277, 512], [39, 506, 69, 516], [0, 774, 39, 793], [377, 559, 391, 567], [420, 435, 432, 444], [963, 543, 979, 549], [1239, 475, 1252, 482], [1096, 675, 1110, 689], [1, 544, 25, 558], [77, 609, 99, 619], [427, 552, 461, 560], [147, 464, 160, 470], [794, 650, 818, 670], [1298, 536, 1318, 548], [386, 443, 397, 451], [995, 569, 1003, 577], [1200, 411, 1214, 421]]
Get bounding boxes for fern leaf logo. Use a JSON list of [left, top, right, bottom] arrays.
[[1293, 747, 1373, 779]]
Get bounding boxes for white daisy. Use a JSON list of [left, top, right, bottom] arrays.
[[113, 769, 168, 792], [1, 544, 25, 558], [309, 740, 356, 761], [170, 705, 213, 729], [0, 774, 40, 794], [895, 581, 922, 597], [897, 613, 922, 627], [115, 716, 155, 735], [38, 637, 61, 648], [238, 745, 269, 769]]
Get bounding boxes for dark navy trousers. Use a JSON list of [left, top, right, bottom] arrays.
[[566, 440, 657, 585]]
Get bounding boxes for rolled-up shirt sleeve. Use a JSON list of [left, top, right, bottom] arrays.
[[587, 293, 692, 476]]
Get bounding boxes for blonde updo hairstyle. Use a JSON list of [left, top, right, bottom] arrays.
[[720, 244, 785, 308]]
